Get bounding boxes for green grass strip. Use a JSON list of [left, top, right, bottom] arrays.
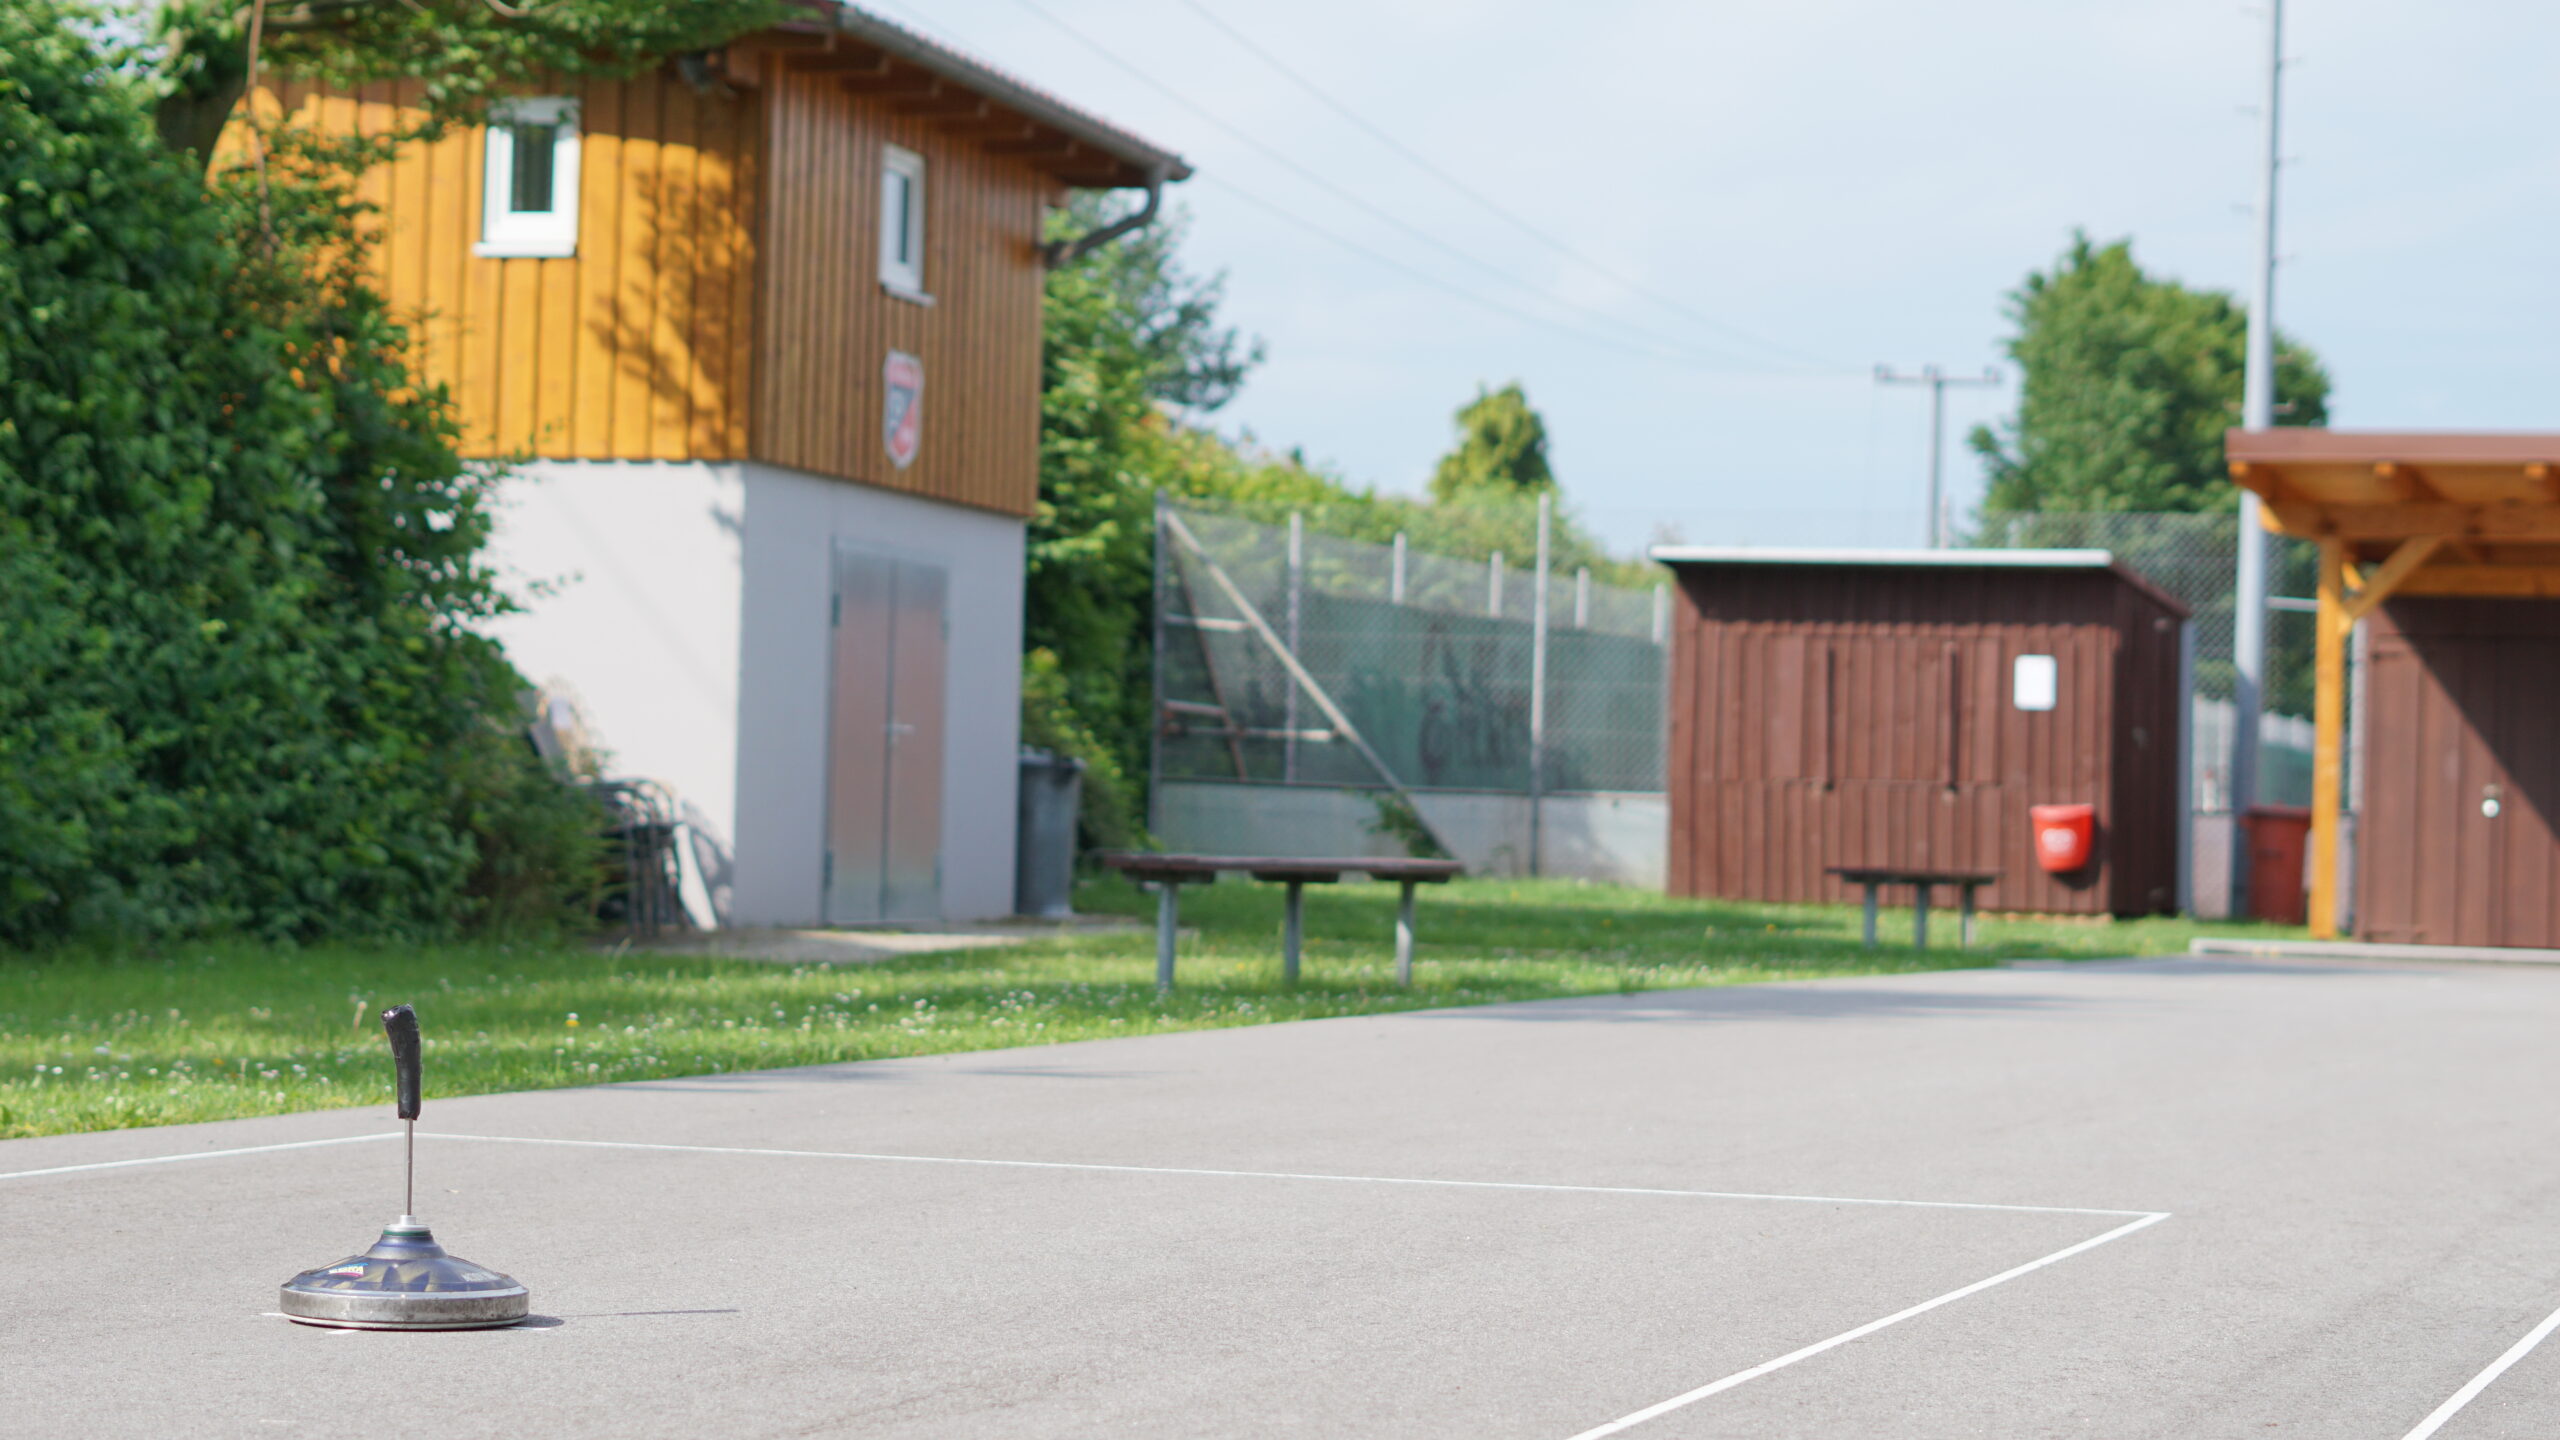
[[0, 877, 2294, 1140]]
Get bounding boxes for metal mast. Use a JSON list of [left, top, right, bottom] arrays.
[[2231, 0, 2285, 909]]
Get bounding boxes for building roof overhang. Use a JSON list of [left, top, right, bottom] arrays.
[[2226, 429, 2560, 598], [732, 5, 1188, 191]]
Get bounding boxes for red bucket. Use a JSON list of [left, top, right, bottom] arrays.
[[2029, 803, 2095, 874]]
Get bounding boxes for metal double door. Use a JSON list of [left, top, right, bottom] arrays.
[[824, 547, 946, 924]]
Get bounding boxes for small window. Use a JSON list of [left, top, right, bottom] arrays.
[[478, 97, 581, 258], [879, 144, 929, 301]]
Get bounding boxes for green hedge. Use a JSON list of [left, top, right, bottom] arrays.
[[0, 0, 594, 942]]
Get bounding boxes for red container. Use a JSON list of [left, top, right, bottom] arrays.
[[2242, 805, 2312, 925], [2029, 803, 2095, 874]]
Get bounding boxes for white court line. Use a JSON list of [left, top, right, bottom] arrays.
[[0, 1131, 398, 1183], [419, 1131, 2157, 1218], [2399, 1302, 2560, 1440], [1563, 1211, 2172, 1439]]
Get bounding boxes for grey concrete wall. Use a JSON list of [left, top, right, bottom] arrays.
[[1155, 782, 1666, 888], [483, 460, 745, 839], [733, 462, 1025, 925], [484, 458, 1025, 927]]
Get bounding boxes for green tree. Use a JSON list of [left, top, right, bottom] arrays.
[[1429, 383, 1555, 501], [1969, 235, 2330, 514], [152, 0, 780, 167], [1026, 197, 1261, 846]]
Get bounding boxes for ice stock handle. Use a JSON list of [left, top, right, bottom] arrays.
[[381, 1004, 422, 1120]]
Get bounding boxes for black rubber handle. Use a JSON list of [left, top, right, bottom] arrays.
[[382, 1004, 422, 1120]]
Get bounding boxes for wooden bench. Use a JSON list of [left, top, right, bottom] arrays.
[[1827, 868, 2000, 950], [1098, 853, 1464, 992]]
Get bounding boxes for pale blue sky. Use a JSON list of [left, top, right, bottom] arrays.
[[883, 0, 2558, 555]]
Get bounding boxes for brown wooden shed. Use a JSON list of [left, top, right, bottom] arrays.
[[2225, 429, 2560, 945], [1652, 548, 2191, 918]]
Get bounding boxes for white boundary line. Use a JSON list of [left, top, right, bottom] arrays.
[[4, 1126, 2174, 1427], [0, 1131, 398, 1183], [1562, 1211, 2172, 1439], [2399, 1302, 2560, 1440], [416, 1132, 2157, 1217]]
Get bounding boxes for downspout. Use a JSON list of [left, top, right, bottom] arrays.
[[1041, 165, 1168, 268]]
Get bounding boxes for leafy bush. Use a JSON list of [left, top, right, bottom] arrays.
[[0, 0, 595, 943]]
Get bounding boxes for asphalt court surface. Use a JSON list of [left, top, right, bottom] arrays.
[[8, 955, 2560, 1438]]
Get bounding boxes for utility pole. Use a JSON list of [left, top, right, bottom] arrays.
[[1876, 365, 2001, 547], [2230, 0, 2285, 915]]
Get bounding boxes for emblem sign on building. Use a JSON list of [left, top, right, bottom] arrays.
[[882, 349, 924, 470]]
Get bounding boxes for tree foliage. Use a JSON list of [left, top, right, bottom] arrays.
[[151, 0, 783, 165], [0, 0, 595, 941], [1428, 382, 1554, 501], [1969, 234, 2330, 514]]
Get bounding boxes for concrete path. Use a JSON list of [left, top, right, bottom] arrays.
[[7, 955, 2560, 1438]]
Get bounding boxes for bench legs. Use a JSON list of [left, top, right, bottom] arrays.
[[1961, 884, 1977, 948], [1281, 880, 1305, 985], [1155, 881, 1181, 995], [1861, 884, 1880, 949], [1395, 881, 1418, 986], [1913, 883, 1932, 950]]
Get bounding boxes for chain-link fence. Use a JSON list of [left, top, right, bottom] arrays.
[[1146, 502, 2323, 902], [1151, 503, 1670, 880], [1968, 511, 2323, 812]]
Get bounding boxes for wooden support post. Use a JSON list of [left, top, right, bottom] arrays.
[[1913, 883, 1932, 950], [2309, 538, 2348, 940], [1861, 885, 1879, 948]]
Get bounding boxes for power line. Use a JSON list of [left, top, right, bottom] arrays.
[[1170, 0, 1849, 373], [1199, 175, 1840, 373], [865, 0, 1849, 375], [986, 0, 1798, 370]]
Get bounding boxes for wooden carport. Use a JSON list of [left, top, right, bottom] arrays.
[[2226, 430, 2560, 939]]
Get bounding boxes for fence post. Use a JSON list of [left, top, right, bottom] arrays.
[[1285, 511, 1303, 784], [1575, 566, 1590, 629], [1149, 494, 1168, 837], [1391, 532, 1407, 604], [1652, 584, 1669, 644], [1488, 551, 1504, 617], [1528, 494, 1552, 878]]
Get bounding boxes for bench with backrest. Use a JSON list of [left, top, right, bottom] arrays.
[[1098, 854, 1464, 992], [1826, 867, 2000, 950]]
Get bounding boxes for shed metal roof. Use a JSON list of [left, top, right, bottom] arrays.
[[1648, 546, 2188, 617], [1648, 546, 2115, 568]]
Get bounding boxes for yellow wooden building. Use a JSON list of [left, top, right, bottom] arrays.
[[248, 8, 1187, 925]]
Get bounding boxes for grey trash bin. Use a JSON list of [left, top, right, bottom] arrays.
[[1015, 749, 1084, 919]]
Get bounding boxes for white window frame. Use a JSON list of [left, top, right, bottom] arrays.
[[879, 143, 931, 303], [477, 97, 581, 259]]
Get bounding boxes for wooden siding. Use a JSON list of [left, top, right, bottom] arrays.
[[1665, 565, 2183, 917], [2357, 599, 2560, 947], [243, 73, 760, 463], [753, 65, 1049, 517]]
